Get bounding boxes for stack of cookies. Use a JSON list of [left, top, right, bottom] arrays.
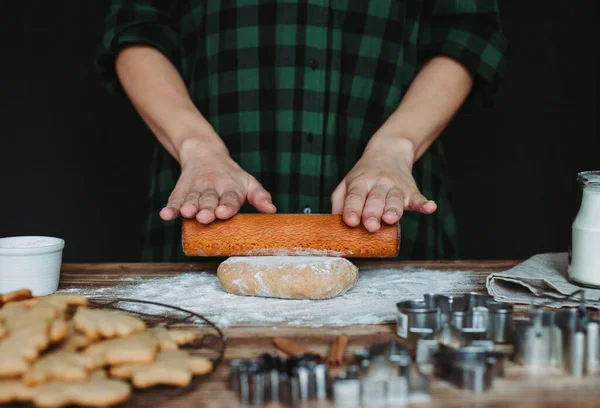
[[0, 289, 213, 407]]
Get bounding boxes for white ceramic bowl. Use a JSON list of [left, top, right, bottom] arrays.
[[0, 236, 65, 296]]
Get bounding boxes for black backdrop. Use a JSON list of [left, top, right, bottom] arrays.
[[0, 1, 597, 262]]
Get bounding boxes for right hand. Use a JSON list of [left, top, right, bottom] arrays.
[[159, 144, 276, 223]]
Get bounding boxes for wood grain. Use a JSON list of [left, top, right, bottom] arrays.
[[54, 261, 600, 407], [181, 213, 400, 257]]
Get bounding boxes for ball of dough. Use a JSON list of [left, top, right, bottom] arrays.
[[217, 256, 359, 300]]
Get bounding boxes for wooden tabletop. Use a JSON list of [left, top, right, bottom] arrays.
[[56, 261, 600, 408]]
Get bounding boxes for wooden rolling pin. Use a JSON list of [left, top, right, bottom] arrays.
[[181, 214, 400, 257]]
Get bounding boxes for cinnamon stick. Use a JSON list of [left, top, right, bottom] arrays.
[[326, 334, 349, 368], [272, 337, 309, 356]]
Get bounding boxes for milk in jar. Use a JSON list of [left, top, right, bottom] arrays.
[[568, 171, 600, 287]]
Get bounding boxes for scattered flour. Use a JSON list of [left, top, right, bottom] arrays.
[[241, 248, 350, 257], [221, 256, 339, 266], [58, 267, 475, 327]]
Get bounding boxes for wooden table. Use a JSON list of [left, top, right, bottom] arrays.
[[57, 261, 600, 408]]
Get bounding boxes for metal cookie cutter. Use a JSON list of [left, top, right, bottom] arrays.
[[513, 293, 600, 376], [513, 307, 562, 370], [555, 306, 599, 376], [430, 292, 513, 345], [229, 353, 328, 407], [332, 340, 430, 406], [396, 293, 513, 352], [432, 343, 505, 394]]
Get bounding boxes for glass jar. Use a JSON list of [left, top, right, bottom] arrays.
[[568, 170, 600, 287]]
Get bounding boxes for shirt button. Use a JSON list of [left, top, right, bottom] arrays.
[[303, 207, 312, 214], [309, 59, 319, 70]]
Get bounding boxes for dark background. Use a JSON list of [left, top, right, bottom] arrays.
[[0, 1, 597, 262]]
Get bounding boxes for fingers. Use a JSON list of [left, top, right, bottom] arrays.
[[361, 186, 387, 232], [160, 173, 237, 223], [334, 178, 436, 232], [178, 186, 219, 223], [160, 184, 190, 221], [195, 189, 219, 223], [342, 184, 368, 227], [382, 187, 404, 225], [330, 182, 347, 215], [247, 180, 277, 214], [214, 189, 244, 220]]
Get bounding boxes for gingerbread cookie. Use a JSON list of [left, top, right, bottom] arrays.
[[0, 288, 33, 305], [0, 320, 58, 377], [149, 326, 198, 351], [84, 331, 160, 367], [0, 290, 214, 406], [20, 294, 88, 315], [0, 296, 77, 378], [22, 349, 96, 386], [0, 371, 131, 407], [61, 321, 95, 351], [110, 350, 213, 388], [33, 371, 131, 408], [0, 380, 33, 404], [73, 308, 146, 339], [49, 320, 68, 344], [165, 328, 200, 346], [149, 326, 179, 351], [0, 302, 61, 328]]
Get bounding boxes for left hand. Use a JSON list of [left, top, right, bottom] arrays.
[[331, 137, 437, 232]]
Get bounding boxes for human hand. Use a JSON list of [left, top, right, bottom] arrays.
[[331, 138, 437, 232], [159, 142, 276, 223]]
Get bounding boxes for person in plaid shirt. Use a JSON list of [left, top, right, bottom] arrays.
[[96, 1, 507, 262]]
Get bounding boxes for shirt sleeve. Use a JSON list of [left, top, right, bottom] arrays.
[[94, 0, 181, 96], [418, 0, 508, 112]]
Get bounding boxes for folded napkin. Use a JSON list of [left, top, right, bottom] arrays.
[[486, 252, 600, 309]]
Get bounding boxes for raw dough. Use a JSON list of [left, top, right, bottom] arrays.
[[217, 256, 359, 300]]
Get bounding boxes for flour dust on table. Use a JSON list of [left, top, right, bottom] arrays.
[[58, 268, 475, 327]]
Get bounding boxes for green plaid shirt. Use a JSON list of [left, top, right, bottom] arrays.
[[96, 0, 507, 262]]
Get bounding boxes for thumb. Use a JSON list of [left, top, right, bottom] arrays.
[[330, 180, 347, 214], [246, 177, 277, 213], [405, 191, 437, 214]]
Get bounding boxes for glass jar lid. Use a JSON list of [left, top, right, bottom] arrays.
[[578, 170, 600, 190]]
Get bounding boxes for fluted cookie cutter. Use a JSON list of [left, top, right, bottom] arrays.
[[332, 340, 430, 406], [229, 352, 327, 407], [513, 291, 599, 376]]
